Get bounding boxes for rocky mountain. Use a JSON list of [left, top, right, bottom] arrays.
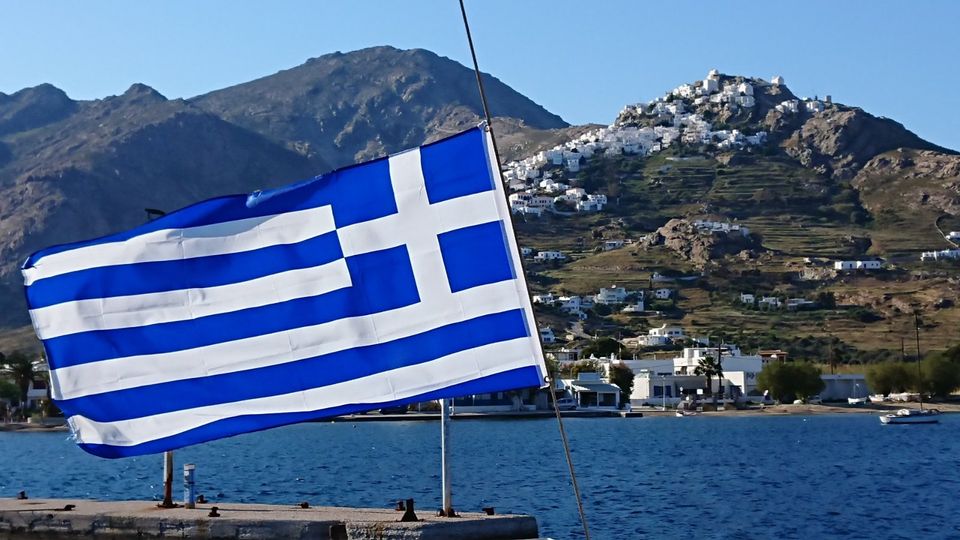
[[0, 46, 572, 336], [0, 84, 319, 327], [192, 46, 568, 168], [0, 84, 78, 137]]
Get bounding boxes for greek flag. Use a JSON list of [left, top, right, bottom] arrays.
[[22, 127, 546, 458]]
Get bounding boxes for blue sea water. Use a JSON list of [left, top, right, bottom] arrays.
[[2, 414, 960, 539]]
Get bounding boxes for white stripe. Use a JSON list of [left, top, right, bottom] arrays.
[[68, 337, 538, 447], [52, 279, 527, 400], [482, 130, 547, 384], [29, 259, 352, 340], [336, 190, 502, 257], [23, 205, 335, 285]]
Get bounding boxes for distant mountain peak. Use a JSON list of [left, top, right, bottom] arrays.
[[0, 83, 77, 136], [193, 45, 568, 168], [120, 83, 167, 104]]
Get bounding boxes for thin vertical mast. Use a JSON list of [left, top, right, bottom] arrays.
[[915, 312, 923, 410], [457, 2, 591, 538]]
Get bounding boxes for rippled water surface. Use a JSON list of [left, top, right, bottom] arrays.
[[2, 414, 960, 539]]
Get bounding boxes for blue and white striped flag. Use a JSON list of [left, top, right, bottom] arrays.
[[22, 127, 546, 458]]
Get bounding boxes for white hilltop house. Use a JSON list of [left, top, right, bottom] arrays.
[[921, 249, 960, 261], [649, 324, 685, 341], [603, 239, 626, 251], [534, 250, 567, 262], [740, 293, 756, 305], [833, 260, 882, 271], [693, 219, 750, 237], [539, 327, 557, 344], [653, 288, 673, 300], [758, 296, 782, 309], [596, 285, 629, 305], [532, 293, 556, 305]]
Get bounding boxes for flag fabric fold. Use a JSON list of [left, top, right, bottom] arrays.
[[22, 127, 546, 458]]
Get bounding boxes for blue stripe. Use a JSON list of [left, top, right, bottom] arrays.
[[76, 365, 542, 459], [26, 231, 343, 309], [23, 154, 399, 266], [43, 246, 419, 368], [57, 309, 531, 423]]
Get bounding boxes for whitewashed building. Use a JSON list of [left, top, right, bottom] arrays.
[[649, 324, 685, 340], [596, 285, 628, 305], [603, 239, 625, 251], [539, 327, 557, 344], [921, 249, 960, 261], [534, 251, 567, 262], [833, 260, 882, 271]]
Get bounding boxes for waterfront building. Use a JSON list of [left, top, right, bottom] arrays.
[[557, 372, 621, 409], [620, 345, 766, 406]]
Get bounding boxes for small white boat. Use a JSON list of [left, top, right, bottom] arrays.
[[869, 394, 886, 403], [880, 317, 940, 425], [676, 410, 698, 417], [879, 408, 940, 425], [848, 383, 868, 405]]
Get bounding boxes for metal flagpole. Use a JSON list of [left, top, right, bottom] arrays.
[[145, 207, 177, 510], [456, 1, 591, 538], [161, 450, 175, 508], [440, 398, 454, 516]]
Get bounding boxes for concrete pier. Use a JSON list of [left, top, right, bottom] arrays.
[[0, 498, 538, 540]]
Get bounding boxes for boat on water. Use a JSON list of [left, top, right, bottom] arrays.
[[879, 408, 940, 425], [676, 410, 699, 417]]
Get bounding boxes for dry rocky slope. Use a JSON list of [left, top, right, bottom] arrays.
[[191, 46, 569, 168]]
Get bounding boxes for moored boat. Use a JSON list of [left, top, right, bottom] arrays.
[[880, 313, 939, 425], [879, 408, 940, 425]]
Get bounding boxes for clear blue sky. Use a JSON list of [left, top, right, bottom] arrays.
[[2, 0, 958, 150]]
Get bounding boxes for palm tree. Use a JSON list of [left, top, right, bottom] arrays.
[[0, 352, 36, 407], [694, 355, 720, 403]]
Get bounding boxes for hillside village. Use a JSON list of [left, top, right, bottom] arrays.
[[496, 69, 960, 404]]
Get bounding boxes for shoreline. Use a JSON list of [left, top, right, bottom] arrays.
[[2, 402, 956, 434]]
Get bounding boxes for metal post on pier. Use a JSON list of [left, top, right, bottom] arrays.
[[183, 463, 197, 509], [440, 398, 455, 517], [160, 451, 175, 508]]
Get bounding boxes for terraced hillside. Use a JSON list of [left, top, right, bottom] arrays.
[[518, 141, 960, 361]]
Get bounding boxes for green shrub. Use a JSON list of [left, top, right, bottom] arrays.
[[756, 362, 825, 401]]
